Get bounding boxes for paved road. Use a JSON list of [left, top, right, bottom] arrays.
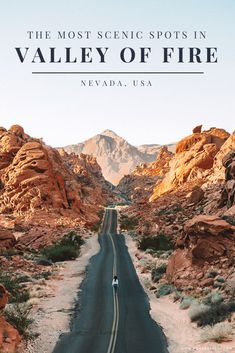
[[52, 208, 168, 353]]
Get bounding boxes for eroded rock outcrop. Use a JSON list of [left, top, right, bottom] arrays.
[[150, 127, 229, 201], [0, 140, 83, 217], [0, 284, 9, 309], [210, 131, 235, 182], [166, 215, 235, 289], [0, 228, 16, 250], [117, 146, 173, 201], [220, 149, 235, 208], [0, 284, 20, 352], [0, 125, 114, 248]]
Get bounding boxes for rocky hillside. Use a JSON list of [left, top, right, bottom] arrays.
[[0, 125, 113, 249], [117, 146, 174, 202], [119, 125, 235, 297], [150, 126, 230, 201], [63, 130, 176, 185]]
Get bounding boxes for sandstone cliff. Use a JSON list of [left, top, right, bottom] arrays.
[[117, 146, 173, 202], [0, 125, 113, 249], [119, 126, 235, 296], [150, 127, 230, 201]]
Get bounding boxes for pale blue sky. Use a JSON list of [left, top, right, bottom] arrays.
[[0, 0, 234, 146]]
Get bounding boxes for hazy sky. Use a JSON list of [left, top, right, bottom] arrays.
[[0, 0, 234, 147]]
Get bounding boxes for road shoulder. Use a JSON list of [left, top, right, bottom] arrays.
[[124, 233, 235, 353], [23, 234, 100, 353]]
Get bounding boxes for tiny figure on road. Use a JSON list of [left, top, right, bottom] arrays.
[[112, 275, 119, 294]]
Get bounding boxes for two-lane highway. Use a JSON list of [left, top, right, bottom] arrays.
[[52, 208, 168, 353]]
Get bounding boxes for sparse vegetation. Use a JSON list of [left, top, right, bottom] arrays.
[[33, 271, 52, 280], [119, 214, 139, 231], [207, 270, 219, 278], [60, 231, 84, 249], [138, 234, 173, 252], [0, 271, 30, 303], [189, 300, 235, 326], [180, 296, 195, 310], [173, 290, 182, 302], [41, 244, 78, 262], [155, 204, 182, 216], [91, 209, 105, 232], [200, 322, 233, 343], [40, 231, 84, 262], [155, 284, 174, 297], [0, 248, 19, 257], [151, 263, 167, 283], [222, 215, 235, 226], [202, 292, 223, 306], [4, 303, 36, 340], [188, 303, 210, 323]]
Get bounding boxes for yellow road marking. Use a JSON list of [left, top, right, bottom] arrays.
[[106, 209, 119, 353]]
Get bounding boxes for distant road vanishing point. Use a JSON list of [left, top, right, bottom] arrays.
[[52, 208, 169, 353]]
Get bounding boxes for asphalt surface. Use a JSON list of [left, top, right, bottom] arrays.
[[52, 208, 169, 353]]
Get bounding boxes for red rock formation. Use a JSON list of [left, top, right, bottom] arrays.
[[117, 146, 173, 201], [0, 125, 114, 248], [186, 186, 204, 204], [0, 228, 16, 250], [192, 125, 202, 134], [0, 284, 9, 309], [150, 128, 230, 201], [220, 150, 235, 208], [119, 127, 235, 295], [0, 317, 20, 353], [166, 215, 235, 289], [210, 131, 235, 181], [0, 140, 83, 217], [59, 150, 113, 209], [0, 284, 20, 353]]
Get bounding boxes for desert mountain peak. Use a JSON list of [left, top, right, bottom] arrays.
[[100, 129, 120, 139], [63, 131, 174, 185]]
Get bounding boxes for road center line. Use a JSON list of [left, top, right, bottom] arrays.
[[106, 209, 119, 353]]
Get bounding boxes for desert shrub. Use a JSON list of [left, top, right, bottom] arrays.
[[33, 271, 52, 280], [222, 215, 235, 226], [145, 248, 155, 255], [196, 301, 235, 326], [16, 274, 32, 284], [202, 292, 223, 306], [207, 270, 219, 278], [138, 234, 173, 252], [41, 244, 78, 262], [189, 300, 235, 326], [0, 271, 30, 303], [155, 284, 174, 298], [60, 231, 84, 249], [91, 209, 105, 232], [40, 231, 84, 263], [151, 263, 167, 283], [180, 296, 195, 310], [36, 258, 53, 266], [188, 303, 210, 322], [200, 322, 233, 343], [216, 277, 225, 283], [119, 214, 139, 231], [155, 204, 182, 216], [173, 290, 182, 302], [0, 248, 19, 257], [4, 303, 35, 339]]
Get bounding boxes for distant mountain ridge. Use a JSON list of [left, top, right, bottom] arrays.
[[62, 130, 175, 185]]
